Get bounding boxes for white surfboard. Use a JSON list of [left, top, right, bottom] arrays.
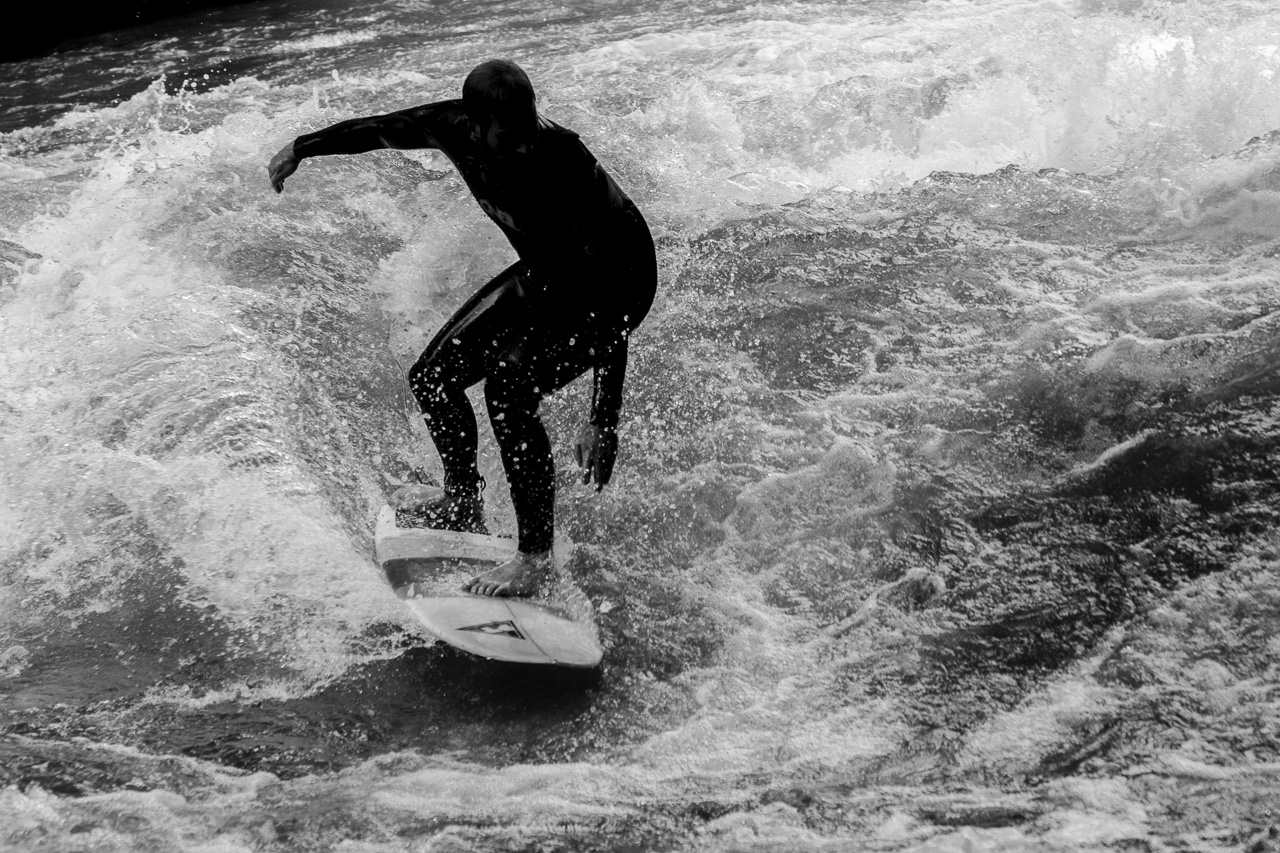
[[374, 504, 603, 669]]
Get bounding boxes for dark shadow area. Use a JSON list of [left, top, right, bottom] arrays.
[[147, 640, 604, 777], [0, 0, 264, 64], [2, 639, 603, 793]]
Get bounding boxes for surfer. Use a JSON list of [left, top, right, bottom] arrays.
[[267, 60, 656, 597]]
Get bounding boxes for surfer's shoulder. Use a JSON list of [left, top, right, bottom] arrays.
[[539, 115, 578, 139], [537, 116, 597, 164]]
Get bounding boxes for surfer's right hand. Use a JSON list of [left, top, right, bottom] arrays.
[[267, 143, 299, 193], [574, 422, 617, 491]]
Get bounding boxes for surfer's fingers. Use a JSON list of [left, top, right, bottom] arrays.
[[591, 439, 614, 490]]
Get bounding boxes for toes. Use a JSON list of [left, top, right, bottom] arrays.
[[462, 570, 524, 597], [464, 578, 491, 595]]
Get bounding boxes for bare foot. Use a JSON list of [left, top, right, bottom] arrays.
[[463, 551, 554, 597]]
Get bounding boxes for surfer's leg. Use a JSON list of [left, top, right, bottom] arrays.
[[465, 326, 598, 596], [406, 263, 528, 530]]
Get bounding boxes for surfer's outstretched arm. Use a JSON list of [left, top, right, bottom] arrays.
[[267, 101, 456, 192]]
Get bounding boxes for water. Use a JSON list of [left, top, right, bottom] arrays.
[[3, 0, 1280, 849]]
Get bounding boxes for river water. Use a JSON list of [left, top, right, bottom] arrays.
[[4, 0, 1280, 849]]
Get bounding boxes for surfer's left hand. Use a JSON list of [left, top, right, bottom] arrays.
[[267, 142, 299, 193], [574, 423, 617, 491]]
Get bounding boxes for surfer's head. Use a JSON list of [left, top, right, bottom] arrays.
[[463, 59, 539, 159]]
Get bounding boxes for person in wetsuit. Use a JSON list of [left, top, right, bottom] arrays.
[[266, 59, 656, 597]]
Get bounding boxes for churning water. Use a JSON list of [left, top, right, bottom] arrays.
[[4, 0, 1280, 849]]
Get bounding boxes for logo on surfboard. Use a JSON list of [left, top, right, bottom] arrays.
[[457, 619, 526, 640]]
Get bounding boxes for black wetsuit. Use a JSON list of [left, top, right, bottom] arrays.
[[292, 100, 656, 554]]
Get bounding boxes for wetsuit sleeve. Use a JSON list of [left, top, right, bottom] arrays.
[[292, 100, 461, 158], [589, 328, 630, 432]]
